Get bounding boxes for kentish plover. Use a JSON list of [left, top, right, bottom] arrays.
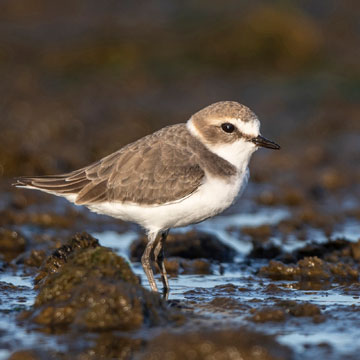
[[14, 101, 280, 295]]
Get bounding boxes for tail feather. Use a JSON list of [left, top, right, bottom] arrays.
[[30, 178, 88, 189], [13, 159, 110, 205], [13, 172, 91, 199]]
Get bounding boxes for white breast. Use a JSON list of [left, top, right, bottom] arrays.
[[87, 168, 249, 233]]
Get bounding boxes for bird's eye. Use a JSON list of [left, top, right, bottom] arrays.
[[221, 123, 235, 133]]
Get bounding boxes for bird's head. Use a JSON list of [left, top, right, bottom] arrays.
[[187, 101, 280, 169]]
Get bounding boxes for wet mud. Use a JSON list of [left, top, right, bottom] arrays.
[[4, 198, 359, 360]]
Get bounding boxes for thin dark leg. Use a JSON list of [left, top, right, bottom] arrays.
[[141, 231, 158, 292], [154, 229, 170, 297]]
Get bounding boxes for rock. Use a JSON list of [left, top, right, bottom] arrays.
[[23, 249, 46, 268], [290, 238, 351, 262], [242, 224, 272, 240], [9, 334, 142, 360], [207, 297, 249, 311], [249, 301, 323, 324], [259, 256, 358, 282], [8, 350, 42, 360], [23, 232, 182, 332], [164, 258, 212, 275], [350, 241, 360, 261], [277, 300, 321, 317], [0, 228, 26, 261], [130, 230, 235, 262], [138, 328, 292, 360], [248, 240, 282, 260], [321, 168, 344, 190], [255, 187, 304, 207], [250, 307, 286, 323], [34, 232, 101, 287], [80, 334, 142, 360], [31, 279, 167, 331]]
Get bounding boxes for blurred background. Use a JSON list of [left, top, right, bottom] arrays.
[[0, 0, 359, 196]]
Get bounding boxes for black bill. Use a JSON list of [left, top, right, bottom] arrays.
[[252, 135, 280, 150]]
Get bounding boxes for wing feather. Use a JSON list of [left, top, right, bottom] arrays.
[[76, 180, 108, 204], [13, 124, 206, 206]]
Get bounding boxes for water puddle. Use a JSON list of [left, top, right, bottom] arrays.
[[0, 273, 55, 360]]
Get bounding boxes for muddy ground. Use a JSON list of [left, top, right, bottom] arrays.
[[0, 1, 360, 359], [2, 174, 360, 360]]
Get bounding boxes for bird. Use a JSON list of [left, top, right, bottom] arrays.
[[14, 101, 280, 296]]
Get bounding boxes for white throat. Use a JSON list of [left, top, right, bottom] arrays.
[[187, 118, 258, 172], [211, 141, 257, 172]]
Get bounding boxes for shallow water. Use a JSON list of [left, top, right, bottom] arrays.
[[92, 210, 360, 360]]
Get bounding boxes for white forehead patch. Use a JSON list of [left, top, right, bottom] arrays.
[[231, 117, 260, 137]]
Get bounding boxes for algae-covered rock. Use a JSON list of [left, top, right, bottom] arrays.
[[35, 246, 139, 305], [24, 232, 180, 332], [81, 333, 142, 360], [139, 328, 292, 360], [163, 257, 213, 275], [259, 256, 358, 282], [35, 232, 100, 286], [23, 249, 46, 268], [250, 307, 286, 323], [277, 300, 321, 318], [249, 301, 324, 324], [290, 238, 360, 263], [0, 228, 26, 261], [8, 350, 42, 360], [32, 278, 167, 331], [8, 334, 143, 360]]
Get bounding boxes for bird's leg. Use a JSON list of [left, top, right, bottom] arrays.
[[141, 231, 158, 292], [154, 229, 170, 297]]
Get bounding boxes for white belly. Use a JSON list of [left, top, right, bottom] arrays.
[[88, 169, 249, 233]]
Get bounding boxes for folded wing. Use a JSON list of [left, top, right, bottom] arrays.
[[14, 124, 205, 206]]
